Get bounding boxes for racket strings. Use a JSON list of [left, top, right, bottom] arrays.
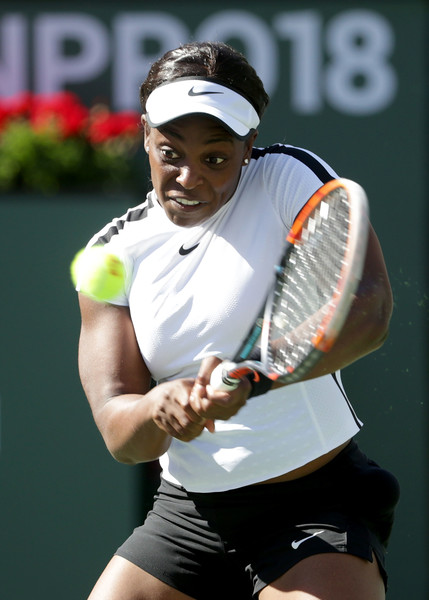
[[267, 189, 350, 374]]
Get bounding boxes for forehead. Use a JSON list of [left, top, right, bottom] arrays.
[[155, 114, 236, 143]]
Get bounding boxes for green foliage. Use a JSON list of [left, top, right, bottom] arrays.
[[0, 92, 144, 194]]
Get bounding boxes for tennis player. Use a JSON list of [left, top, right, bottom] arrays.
[[77, 41, 399, 600]]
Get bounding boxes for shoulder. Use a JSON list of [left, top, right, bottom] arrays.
[[83, 195, 158, 307], [242, 144, 338, 229], [250, 144, 337, 184], [90, 194, 156, 247]]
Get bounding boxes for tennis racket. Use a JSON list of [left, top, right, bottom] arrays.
[[210, 178, 369, 391]]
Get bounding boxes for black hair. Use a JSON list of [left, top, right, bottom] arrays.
[[140, 41, 269, 120]]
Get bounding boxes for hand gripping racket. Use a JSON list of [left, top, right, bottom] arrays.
[[210, 178, 369, 391]]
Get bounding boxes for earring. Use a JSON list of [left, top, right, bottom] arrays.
[[243, 158, 249, 165], [145, 146, 149, 153]]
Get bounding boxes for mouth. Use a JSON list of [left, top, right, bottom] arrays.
[[170, 196, 202, 209]]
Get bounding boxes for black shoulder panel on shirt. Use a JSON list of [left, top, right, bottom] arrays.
[[95, 196, 153, 245], [251, 145, 335, 185]]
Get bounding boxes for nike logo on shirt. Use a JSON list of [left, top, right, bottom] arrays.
[[179, 243, 199, 255]]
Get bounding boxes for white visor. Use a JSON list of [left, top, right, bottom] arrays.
[[145, 79, 260, 139]]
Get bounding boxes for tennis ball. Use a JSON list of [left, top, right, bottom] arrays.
[[71, 245, 126, 302]]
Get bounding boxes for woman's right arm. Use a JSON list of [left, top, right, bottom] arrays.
[[77, 294, 209, 464]]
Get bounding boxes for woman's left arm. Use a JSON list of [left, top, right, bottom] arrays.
[[298, 222, 393, 378]]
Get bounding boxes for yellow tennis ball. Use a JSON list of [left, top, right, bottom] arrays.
[[71, 245, 126, 302]]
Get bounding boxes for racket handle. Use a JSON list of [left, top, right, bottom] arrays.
[[210, 362, 241, 391], [210, 361, 255, 391]]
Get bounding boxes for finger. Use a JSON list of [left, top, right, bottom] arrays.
[[205, 379, 251, 406], [189, 382, 206, 412], [188, 387, 216, 433], [163, 415, 206, 441], [189, 356, 224, 412], [204, 419, 216, 433], [194, 355, 222, 387]]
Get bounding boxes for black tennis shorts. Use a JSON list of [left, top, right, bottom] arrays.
[[116, 440, 400, 600]]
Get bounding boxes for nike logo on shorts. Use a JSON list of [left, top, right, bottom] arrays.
[[291, 530, 325, 550], [179, 243, 199, 255]]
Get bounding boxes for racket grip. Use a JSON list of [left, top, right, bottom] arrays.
[[210, 361, 256, 391], [210, 362, 241, 391]]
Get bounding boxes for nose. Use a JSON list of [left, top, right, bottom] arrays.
[[176, 164, 203, 189]]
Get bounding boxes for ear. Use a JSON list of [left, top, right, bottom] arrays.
[[141, 115, 151, 150], [243, 130, 258, 162]]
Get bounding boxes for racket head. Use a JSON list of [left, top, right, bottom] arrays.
[[260, 178, 369, 383]]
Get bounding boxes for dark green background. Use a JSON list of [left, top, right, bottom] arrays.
[[0, 2, 427, 598]]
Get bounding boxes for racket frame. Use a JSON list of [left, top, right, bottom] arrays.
[[210, 178, 369, 390]]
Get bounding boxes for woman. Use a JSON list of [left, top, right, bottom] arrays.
[[77, 41, 399, 600]]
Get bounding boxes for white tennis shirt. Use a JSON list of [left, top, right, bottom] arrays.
[[87, 144, 362, 492]]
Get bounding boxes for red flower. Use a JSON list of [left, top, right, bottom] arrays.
[[30, 91, 89, 137], [0, 91, 141, 143], [88, 109, 141, 144], [0, 91, 34, 130]]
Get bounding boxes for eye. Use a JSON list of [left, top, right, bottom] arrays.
[[161, 148, 180, 160], [205, 156, 226, 166]]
